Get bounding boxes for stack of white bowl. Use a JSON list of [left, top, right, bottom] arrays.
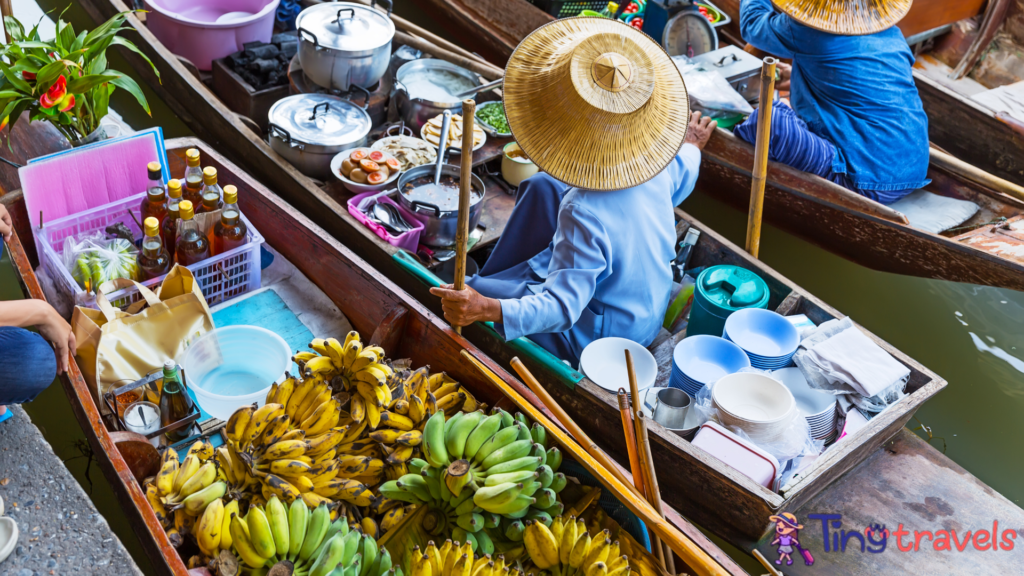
[[774, 367, 839, 442], [711, 373, 796, 444], [670, 335, 751, 397]]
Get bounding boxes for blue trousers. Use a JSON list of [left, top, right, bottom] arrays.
[[734, 103, 914, 204], [468, 174, 579, 364], [0, 326, 56, 405]]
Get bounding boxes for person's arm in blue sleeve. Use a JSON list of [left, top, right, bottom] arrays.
[[740, 0, 797, 57], [672, 143, 702, 206], [498, 204, 609, 341]]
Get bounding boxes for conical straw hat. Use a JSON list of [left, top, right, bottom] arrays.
[[772, 0, 912, 35], [503, 17, 689, 191]]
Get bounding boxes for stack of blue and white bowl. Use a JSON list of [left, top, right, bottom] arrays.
[[723, 308, 800, 369], [670, 335, 751, 397]]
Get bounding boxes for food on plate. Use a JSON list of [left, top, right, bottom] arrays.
[[385, 157, 401, 172], [359, 159, 380, 173], [349, 149, 368, 161], [423, 113, 485, 149], [476, 102, 510, 134], [339, 148, 396, 183], [368, 150, 385, 162], [341, 157, 357, 175], [367, 171, 387, 185], [371, 136, 437, 171]]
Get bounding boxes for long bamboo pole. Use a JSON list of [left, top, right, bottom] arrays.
[[626, 351, 669, 572], [744, 57, 777, 259], [452, 99, 475, 335], [460, 350, 730, 576], [637, 412, 676, 574], [616, 390, 646, 499], [929, 146, 1024, 202], [506, 357, 643, 499]]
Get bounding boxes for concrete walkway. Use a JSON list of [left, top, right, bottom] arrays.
[[0, 406, 141, 576]]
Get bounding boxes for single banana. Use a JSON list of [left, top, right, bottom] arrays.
[[445, 410, 483, 460], [220, 499, 239, 551], [181, 481, 227, 516], [422, 410, 448, 468], [288, 497, 310, 558], [299, 504, 331, 562], [225, 406, 254, 443], [265, 495, 291, 558], [472, 425, 521, 466], [196, 498, 224, 556], [231, 513, 269, 568], [480, 440, 535, 470], [172, 454, 201, 494]]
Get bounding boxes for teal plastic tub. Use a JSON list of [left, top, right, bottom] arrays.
[[687, 265, 770, 337]]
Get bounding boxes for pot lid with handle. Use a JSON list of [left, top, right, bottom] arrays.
[[296, 1, 395, 53], [695, 265, 770, 312], [268, 94, 372, 150]]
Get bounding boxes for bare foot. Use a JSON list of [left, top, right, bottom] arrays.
[[0, 406, 6, 415]]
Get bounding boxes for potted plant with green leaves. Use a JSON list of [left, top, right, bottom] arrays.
[[0, 10, 160, 146]]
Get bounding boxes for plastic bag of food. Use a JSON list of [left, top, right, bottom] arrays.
[[61, 231, 140, 294], [673, 55, 754, 116]]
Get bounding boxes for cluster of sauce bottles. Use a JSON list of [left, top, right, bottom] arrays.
[[137, 148, 248, 280]]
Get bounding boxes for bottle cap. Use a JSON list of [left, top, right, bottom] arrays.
[[167, 179, 182, 198], [203, 166, 218, 185], [147, 161, 162, 180], [224, 185, 238, 205], [179, 200, 195, 220], [144, 217, 160, 237], [163, 359, 175, 371], [186, 148, 200, 166]]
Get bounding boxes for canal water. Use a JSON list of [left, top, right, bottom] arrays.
[[5, 1, 1024, 574]]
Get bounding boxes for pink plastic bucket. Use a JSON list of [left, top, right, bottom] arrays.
[[144, 0, 280, 70], [348, 192, 424, 253]]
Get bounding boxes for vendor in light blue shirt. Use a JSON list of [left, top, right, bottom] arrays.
[[430, 19, 716, 366], [733, 0, 930, 204]]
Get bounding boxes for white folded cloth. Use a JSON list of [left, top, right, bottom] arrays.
[[793, 318, 909, 413]]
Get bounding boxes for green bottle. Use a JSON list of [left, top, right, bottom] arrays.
[[159, 360, 192, 442]]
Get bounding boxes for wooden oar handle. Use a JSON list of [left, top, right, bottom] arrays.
[[452, 100, 476, 335]]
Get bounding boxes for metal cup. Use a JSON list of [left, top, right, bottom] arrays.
[[653, 387, 692, 430]]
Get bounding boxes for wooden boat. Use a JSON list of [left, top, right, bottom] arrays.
[[1, 132, 746, 576], [68, 3, 1022, 573]]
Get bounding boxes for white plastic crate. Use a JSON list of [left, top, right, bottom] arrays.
[[35, 192, 264, 310]]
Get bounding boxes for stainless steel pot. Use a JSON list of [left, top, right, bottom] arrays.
[[296, 0, 394, 91], [392, 59, 482, 131], [398, 163, 484, 247], [268, 93, 372, 180]]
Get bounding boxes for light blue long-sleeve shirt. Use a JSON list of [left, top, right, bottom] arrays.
[[499, 144, 702, 359]]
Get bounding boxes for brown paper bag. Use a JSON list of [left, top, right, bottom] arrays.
[[72, 265, 214, 412]]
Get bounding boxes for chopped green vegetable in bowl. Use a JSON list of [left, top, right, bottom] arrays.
[[476, 102, 510, 135]]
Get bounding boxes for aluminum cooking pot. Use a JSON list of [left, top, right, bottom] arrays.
[[398, 163, 485, 247], [296, 0, 394, 91], [392, 59, 482, 131], [268, 93, 372, 180]]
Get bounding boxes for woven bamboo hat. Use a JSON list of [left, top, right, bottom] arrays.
[[503, 17, 689, 191], [772, 0, 912, 36]]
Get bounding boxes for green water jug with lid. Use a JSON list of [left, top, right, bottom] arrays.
[[687, 265, 770, 337]]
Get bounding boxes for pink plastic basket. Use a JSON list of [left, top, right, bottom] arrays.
[[35, 193, 264, 310], [347, 192, 424, 252]]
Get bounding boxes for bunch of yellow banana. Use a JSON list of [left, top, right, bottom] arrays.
[[522, 517, 630, 576], [149, 440, 228, 527], [293, 332, 394, 430], [409, 539, 524, 576], [229, 498, 402, 576]]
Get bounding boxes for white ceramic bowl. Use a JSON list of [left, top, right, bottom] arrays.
[[712, 372, 795, 424], [331, 147, 401, 193], [579, 337, 657, 397], [179, 326, 290, 420]]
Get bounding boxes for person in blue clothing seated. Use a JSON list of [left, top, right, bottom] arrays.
[[0, 203, 76, 423], [430, 18, 716, 366], [733, 0, 930, 205]]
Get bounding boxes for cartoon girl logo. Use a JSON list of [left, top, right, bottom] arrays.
[[769, 512, 814, 566]]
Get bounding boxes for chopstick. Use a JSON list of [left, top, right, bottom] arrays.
[[617, 389, 647, 499]]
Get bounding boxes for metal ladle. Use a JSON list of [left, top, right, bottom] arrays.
[[433, 110, 452, 185], [454, 78, 504, 99]]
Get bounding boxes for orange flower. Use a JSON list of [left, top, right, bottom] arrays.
[[0, 116, 8, 131], [39, 75, 67, 109]]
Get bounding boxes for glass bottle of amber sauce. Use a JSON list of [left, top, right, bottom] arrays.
[[183, 148, 204, 207], [161, 179, 182, 256], [196, 167, 224, 214], [138, 217, 172, 280], [175, 200, 211, 265], [210, 185, 248, 255], [140, 162, 167, 225]]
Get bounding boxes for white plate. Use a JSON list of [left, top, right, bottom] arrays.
[[774, 367, 836, 417], [580, 337, 657, 396]]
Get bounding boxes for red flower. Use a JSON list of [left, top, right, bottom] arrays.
[[39, 75, 67, 109], [58, 93, 75, 112], [22, 71, 36, 81]]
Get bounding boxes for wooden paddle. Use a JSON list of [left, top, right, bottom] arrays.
[[745, 57, 777, 259], [452, 99, 476, 335]]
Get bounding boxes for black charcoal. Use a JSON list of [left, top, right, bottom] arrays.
[[249, 58, 281, 73], [245, 44, 280, 60]]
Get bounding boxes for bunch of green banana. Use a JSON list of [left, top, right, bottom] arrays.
[[379, 409, 565, 548], [230, 498, 403, 576], [409, 540, 524, 576], [522, 517, 629, 576]]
